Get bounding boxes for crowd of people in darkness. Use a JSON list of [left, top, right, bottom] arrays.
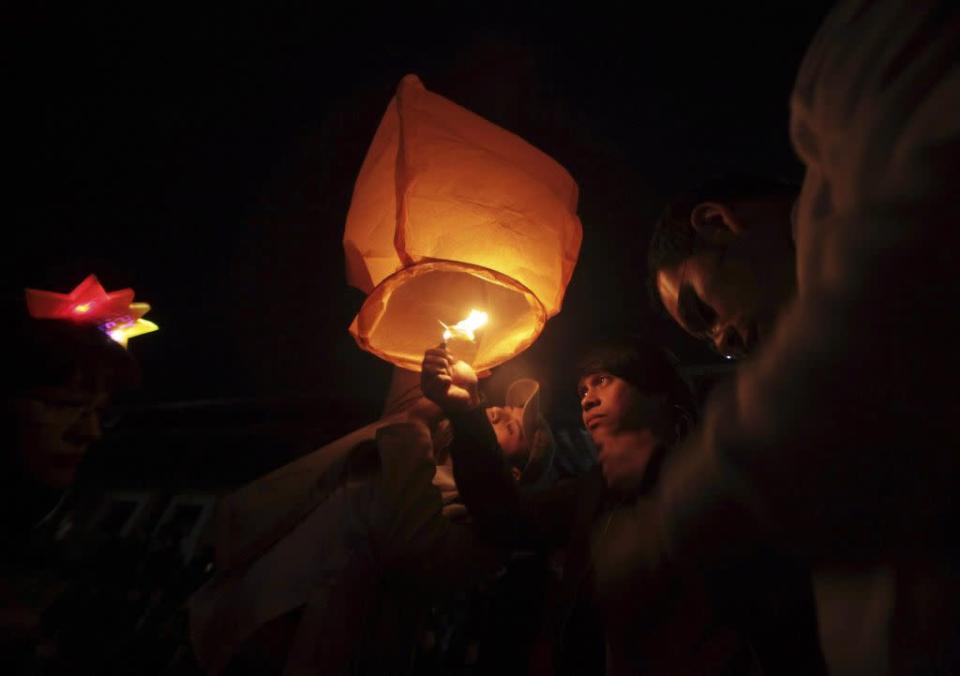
[[5, 1, 959, 674]]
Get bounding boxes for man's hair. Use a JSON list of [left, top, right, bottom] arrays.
[[576, 335, 696, 444], [6, 317, 140, 397], [646, 174, 799, 317]]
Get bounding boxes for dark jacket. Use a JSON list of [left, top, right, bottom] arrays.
[[448, 408, 826, 675]]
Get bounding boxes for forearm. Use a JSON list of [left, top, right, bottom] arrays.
[[449, 408, 576, 548]]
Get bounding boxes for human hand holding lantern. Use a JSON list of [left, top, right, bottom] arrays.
[[421, 347, 480, 413]]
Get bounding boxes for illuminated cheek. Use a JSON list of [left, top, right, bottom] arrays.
[[494, 426, 524, 458], [492, 424, 508, 448]]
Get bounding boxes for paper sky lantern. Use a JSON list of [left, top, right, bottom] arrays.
[[344, 75, 583, 371], [25, 274, 158, 348]]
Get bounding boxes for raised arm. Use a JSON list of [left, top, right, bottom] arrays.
[[421, 348, 590, 549]]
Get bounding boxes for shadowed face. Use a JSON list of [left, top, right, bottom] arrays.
[[485, 405, 529, 465], [655, 200, 796, 358], [12, 375, 109, 489]]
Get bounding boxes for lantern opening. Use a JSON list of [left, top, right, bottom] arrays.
[[350, 260, 545, 372]]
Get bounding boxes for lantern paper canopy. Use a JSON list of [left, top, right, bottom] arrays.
[[344, 75, 583, 372]]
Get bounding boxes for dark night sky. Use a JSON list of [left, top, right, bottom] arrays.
[[13, 2, 833, 423]]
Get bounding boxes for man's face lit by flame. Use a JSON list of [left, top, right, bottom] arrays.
[[654, 199, 796, 359], [578, 372, 665, 445]]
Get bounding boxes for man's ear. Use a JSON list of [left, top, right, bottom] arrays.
[[690, 201, 743, 243]]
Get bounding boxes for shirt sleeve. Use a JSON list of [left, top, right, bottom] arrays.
[[373, 422, 505, 591], [447, 408, 591, 549]]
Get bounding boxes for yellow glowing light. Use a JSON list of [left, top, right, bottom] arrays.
[[26, 276, 158, 349], [108, 318, 159, 348], [442, 309, 488, 342]]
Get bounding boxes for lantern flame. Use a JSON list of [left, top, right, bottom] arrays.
[[442, 309, 488, 343]]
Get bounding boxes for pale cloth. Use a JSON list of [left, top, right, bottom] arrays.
[[190, 415, 403, 674]]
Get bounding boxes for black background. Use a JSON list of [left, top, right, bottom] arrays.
[[12, 2, 833, 424]]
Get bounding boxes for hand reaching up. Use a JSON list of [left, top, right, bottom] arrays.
[[421, 347, 481, 413]]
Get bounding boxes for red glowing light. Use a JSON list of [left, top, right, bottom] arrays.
[[27, 275, 134, 324], [25, 275, 158, 347]]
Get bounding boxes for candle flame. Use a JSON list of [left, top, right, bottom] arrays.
[[442, 309, 488, 342]]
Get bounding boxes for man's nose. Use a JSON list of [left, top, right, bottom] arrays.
[[581, 391, 600, 412]]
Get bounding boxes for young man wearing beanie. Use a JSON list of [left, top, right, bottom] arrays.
[[422, 338, 825, 675]]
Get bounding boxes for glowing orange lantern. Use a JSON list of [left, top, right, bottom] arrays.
[[344, 75, 583, 371]]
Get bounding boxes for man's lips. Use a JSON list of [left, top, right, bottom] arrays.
[[584, 414, 605, 430]]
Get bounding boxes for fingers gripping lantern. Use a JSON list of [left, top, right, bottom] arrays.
[[344, 75, 583, 371]]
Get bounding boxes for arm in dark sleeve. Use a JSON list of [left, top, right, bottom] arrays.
[[447, 408, 593, 549], [373, 422, 505, 592]]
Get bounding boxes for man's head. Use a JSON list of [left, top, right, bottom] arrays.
[[484, 406, 527, 461], [484, 378, 553, 485], [5, 318, 139, 489], [576, 338, 694, 448], [647, 176, 799, 358]]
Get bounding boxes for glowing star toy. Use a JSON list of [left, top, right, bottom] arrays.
[[101, 303, 159, 348], [25, 274, 158, 348]]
